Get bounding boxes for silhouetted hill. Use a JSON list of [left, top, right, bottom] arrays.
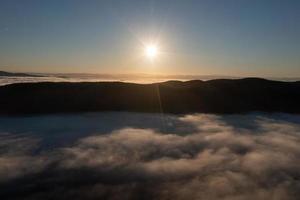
[[0, 71, 43, 77], [0, 78, 300, 115]]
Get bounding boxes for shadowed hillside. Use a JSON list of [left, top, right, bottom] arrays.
[[0, 78, 300, 115]]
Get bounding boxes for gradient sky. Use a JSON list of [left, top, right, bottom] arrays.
[[0, 0, 300, 76]]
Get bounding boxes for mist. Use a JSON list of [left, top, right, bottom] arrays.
[[0, 112, 300, 199]]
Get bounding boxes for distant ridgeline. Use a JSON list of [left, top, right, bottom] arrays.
[[0, 78, 300, 114], [0, 71, 43, 77]]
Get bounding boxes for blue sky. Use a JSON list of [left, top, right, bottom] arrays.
[[0, 0, 299, 76]]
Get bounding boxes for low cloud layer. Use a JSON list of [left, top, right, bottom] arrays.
[[0, 113, 300, 199]]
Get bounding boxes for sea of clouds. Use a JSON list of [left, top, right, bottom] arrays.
[[0, 76, 115, 86], [0, 112, 300, 200], [0, 74, 191, 86], [1, 74, 299, 86]]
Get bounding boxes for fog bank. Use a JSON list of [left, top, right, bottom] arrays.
[[0, 113, 300, 200]]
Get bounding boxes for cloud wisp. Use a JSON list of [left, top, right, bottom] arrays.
[[0, 113, 300, 199]]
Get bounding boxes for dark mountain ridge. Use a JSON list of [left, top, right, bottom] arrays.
[[0, 78, 300, 115], [0, 71, 43, 77]]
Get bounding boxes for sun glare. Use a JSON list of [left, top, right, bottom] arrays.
[[145, 45, 158, 60]]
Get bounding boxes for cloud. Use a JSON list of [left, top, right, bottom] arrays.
[[0, 133, 48, 182], [0, 113, 300, 199]]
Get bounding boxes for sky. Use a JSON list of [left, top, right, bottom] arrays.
[[0, 0, 299, 77]]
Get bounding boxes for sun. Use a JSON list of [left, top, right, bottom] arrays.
[[145, 44, 158, 60]]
